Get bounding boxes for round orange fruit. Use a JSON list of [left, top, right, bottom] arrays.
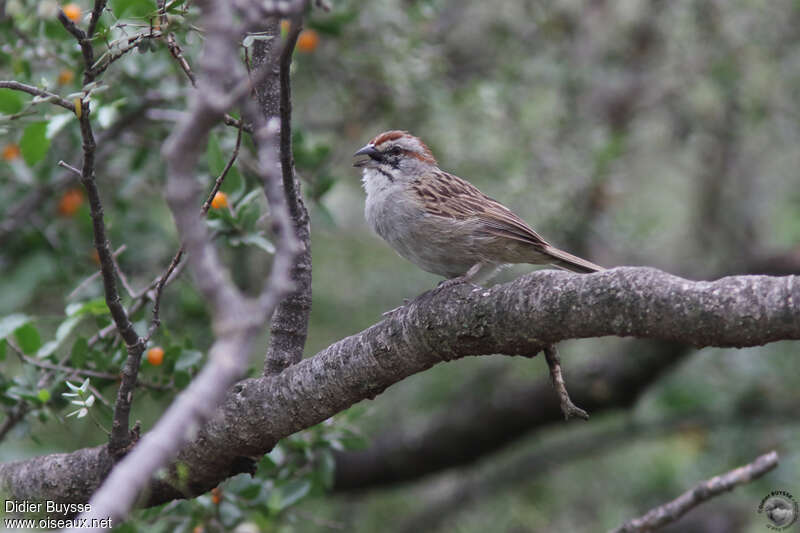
[[210, 191, 228, 209], [58, 188, 84, 216], [2, 144, 20, 161], [57, 69, 75, 85], [62, 3, 81, 22], [146, 347, 165, 366], [296, 29, 319, 53]]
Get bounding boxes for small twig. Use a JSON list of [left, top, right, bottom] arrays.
[[87, 0, 108, 39], [543, 344, 589, 420], [91, 30, 164, 77], [57, 160, 83, 176], [611, 450, 780, 533], [68, 244, 127, 299], [57, 10, 146, 457], [9, 340, 166, 391], [0, 81, 75, 112], [201, 120, 244, 215], [145, 248, 183, 342], [56, 10, 96, 85], [0, 404, 30, 443], [111, 249, 136, 299], [157, 0, 197, 86], [155, 0, 247, 133], [146, 120, 244, 341], [20, 352, 118, 381]]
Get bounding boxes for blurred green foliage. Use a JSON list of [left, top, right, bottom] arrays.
[[1, 0, 799, 532]]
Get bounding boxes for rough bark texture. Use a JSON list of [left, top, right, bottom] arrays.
[[331, 248, 800, 491], [1, 268, 797, 508], [333, 339, 690, 490], [253, 20, 314, 374]]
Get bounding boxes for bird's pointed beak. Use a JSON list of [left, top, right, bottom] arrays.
[[353, 144, 380, 168]]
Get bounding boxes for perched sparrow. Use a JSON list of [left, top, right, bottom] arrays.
[[354, 130, 604, 283]]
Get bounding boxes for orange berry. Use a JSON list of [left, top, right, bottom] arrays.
[[147, 347, 165, 366], [57, 69, 75, 85], [62, 3, 81, 22], [58, 188, 84, 216], [193, 526, 204, 533], [90, 249, 100, 265], [210, 191, 228, 209], [210, 487, 222, 505], [296, 29, 319, 53], [2, 143, 20, 161]]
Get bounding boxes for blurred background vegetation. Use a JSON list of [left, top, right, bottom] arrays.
[[1, 0, 799, 531]]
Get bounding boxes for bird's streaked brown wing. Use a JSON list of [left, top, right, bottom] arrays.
[[410, 171, 550, 248]]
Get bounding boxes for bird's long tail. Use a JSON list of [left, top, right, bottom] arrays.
[[543, 246, 605, 273]]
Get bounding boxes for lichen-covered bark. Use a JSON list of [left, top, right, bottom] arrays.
[[1, 268, 797, 507]]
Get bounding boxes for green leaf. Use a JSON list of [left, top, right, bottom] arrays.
[[6, 385, 39, 403], [0, 339, 6, 361], [70, 337, 89, 368], [110, 0, 156, 18], [0, 88, 24, 114], [37, 315, 83, 358], [67, 298, 110, 317], [36, 341, 58, 359], [46, 113, 75, 139], [207, 133, 226, 176], [19, 122, 50, 166], [173, 370, 191, 389], [207, 133, 244, 200], [14, 323, 42, 354], [317, 449, 336, 489], [218, 501, 243, 529], [175, 349, 203, 371], [237, 481, 263, 500], [0, 314, 30, 339], [231, 233, 275, 254], [268, 479, 311, 513]]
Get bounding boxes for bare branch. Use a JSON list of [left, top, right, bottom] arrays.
[[56, 10, 96, 85], [2, 268, 796, 513], [157, 0, 197, 86], [0, 80, 74, 111], [57, 8, 146, 458], [543, 344, 589, 420], [147, 119, 244, 341], [0, 405, 29, 443], [200, 121, 244, 216], [87, 0, 108, 39], [334, 338, 690, 491], [611, 451, 779, 533]]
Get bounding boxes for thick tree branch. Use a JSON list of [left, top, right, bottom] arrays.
[[1, 268, 797, 513], [611, 451, 779, 533], [333, 250, 800, 490], [334, 338, 691, 490], [258, 18, 313, 375]]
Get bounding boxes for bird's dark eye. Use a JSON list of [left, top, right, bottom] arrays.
[[387, 147, 402, 156]]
